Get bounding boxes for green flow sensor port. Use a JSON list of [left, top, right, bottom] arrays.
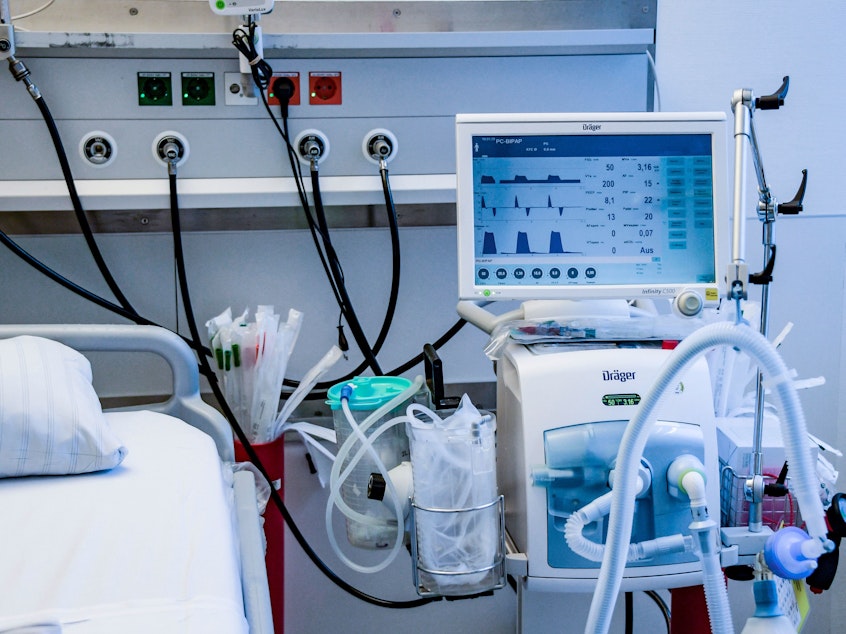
[[182, 72, 215, 106], [138, 72, 172, 106]]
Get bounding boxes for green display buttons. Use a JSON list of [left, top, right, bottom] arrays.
[[182, 72, 215, 106], [138, 72, 172, 106]]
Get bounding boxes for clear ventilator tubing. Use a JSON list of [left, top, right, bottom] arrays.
[[325, 412, 418, 573], [565, 488, 693, 563], [325, 377, 423, 574], [585, 321, 833, 634], [681, 469, 734, 634], [328, 376, 424, 524]]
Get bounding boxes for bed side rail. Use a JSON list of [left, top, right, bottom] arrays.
[[0, 323, 234, 461]]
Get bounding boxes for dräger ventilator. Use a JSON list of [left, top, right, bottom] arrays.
[[453, 94, 833, 634]]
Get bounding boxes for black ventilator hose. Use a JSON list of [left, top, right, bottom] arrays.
[[34, 95, 138, 315], [310, 164, 383, 375]]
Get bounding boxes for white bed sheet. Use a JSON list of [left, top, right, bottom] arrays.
[[0, 411, 249, 634]]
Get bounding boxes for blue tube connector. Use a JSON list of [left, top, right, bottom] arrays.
[[765, 526, 820, 580]]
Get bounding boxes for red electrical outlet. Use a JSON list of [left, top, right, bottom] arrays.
[[267, 72, 300, 106], [309, 72, 342, 105]]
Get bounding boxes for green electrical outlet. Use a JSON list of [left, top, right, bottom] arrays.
[[182, 72, 215, 106], [138, 72, 172, 106]]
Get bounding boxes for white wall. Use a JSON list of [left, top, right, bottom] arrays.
[[657, 2, 846, 632]]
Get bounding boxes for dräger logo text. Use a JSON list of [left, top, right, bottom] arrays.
[[583, 123, 602, 131], [602, 370, 636, 382]]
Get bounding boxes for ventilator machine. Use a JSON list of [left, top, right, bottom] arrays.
[[451, 102, 834, 634]]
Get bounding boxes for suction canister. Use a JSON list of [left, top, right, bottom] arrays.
[[328, 376, 414, 549]]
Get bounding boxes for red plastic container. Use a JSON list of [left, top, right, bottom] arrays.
[[235, 436, 285, 633]]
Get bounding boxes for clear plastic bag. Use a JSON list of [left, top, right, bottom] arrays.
[[406, 396, 503, 595]]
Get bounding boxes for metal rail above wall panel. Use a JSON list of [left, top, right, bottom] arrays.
[[16, 28, 655, 59], [0, 203, 459, 235], [11, 0, 656, 40]]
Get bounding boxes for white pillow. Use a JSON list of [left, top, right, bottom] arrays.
[[0, 336, 127, 477]]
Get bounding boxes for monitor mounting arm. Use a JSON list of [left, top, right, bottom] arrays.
[[727, 76, 807, 535], [728, 76, 806, 304]]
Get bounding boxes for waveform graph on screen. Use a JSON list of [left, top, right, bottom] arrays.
[[475, 221, 586, 257], [475, 170, 582, 217], [473, 166, 587, 259]]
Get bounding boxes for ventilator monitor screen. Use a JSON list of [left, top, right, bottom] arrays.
[[456, 113, 728, 302]]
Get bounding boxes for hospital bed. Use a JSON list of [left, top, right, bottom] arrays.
[[0, 324, 274, 634]]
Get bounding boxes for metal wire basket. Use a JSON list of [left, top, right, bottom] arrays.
[[410, 495, 506, 597]]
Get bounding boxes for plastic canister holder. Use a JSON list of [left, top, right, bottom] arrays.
[[327, 376, 413, 549]]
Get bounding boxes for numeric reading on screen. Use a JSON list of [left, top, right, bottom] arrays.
[[470, 134, 716, 289]]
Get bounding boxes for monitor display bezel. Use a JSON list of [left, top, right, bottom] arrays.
[[455, 112, 728, 303]]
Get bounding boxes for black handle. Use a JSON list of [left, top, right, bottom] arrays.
[[755, 76, 790, 110], [778, 168, 807, 215]]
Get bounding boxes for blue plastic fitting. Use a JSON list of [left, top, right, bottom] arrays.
[[765, 525, 819, 580]]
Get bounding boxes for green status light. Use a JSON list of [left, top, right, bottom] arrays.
[[216, 1, 226, 9], [483, 289, 491, 297]]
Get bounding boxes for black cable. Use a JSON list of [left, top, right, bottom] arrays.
[[255, 68, 407, 386], [387, 318, 466, 376], [231, 21, 273, 91], [310, 163, 383, 375], [0, 228, 149, 324], [0, 226, 210, 357], [261, 87, 345, 311], [370, 160, 401, 355], [625, 591, 633, 634], [293, 316, 468, 402], [305, 161, 403, 387], [167, 162, 437, 609], [253, 70, 350, 337], [250, 45, 464, 392], [301, 161, 402, 380], [33, 94, 138, 315], [644, 590, 671, 634], [227, 25, 466, 398], [3, 55, 215, 357]]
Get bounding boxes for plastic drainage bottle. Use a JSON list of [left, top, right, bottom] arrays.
[[327, 376, 416, 549], [740, 578, 796, 634]]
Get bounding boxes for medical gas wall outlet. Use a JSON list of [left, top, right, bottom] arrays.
[[153, 131, 190, 168], [363, 129, 398, 164], [294, 129, 330, 166], [210, 0, 274, 16], [79, 132, 117, 168]]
